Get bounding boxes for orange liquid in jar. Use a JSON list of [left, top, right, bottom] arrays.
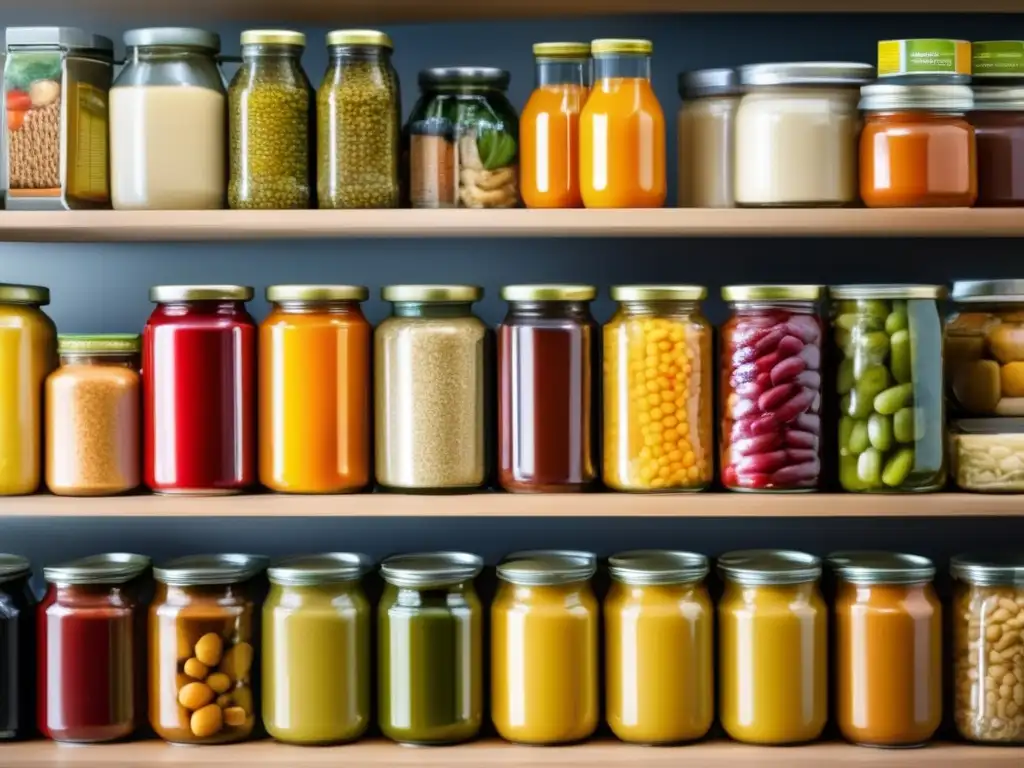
[[521, 84, 588, 208]]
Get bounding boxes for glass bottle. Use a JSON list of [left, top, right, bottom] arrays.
[[0, 554, 35, 741]]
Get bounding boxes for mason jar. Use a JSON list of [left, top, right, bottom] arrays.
[[0, 554, 36, 740], [677, 68, 739, 208]]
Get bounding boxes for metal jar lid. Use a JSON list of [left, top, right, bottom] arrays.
[[266, 285, 369, 303], [150, 285, 254, 303], [829, 551, 935, 585], [952, 279, 1024, 302], [154, 554, 268, 587], [124, 27, 221, 52], [241, 30, 305, 48], [679, 68, 740, 99], [380, 552, 483, 589], [500, 285, 597, 302], [497, 550, 597, 586], [609, 550, 709, 586], [0, 554, 31, 585], [533, 42, 590, 59], [58, 334, 141, 355], [973, 86, 1024, 111], [952, 417, 1024, 435], [5, 27, 114, 56], [830, 284, 946, 300], [0, 283, 49, 305], [327, 30, 393, 49], [859, 84, 974, 112], [612, 285, 707, 302], [268, 553, 372, 586], [44, 553, 150, 585], [591, 39, 653, 56], [382, 285, 483, 303], [419, 67, 510, 91], [951, 554, 1024, 586], [722, 285, 823, 302], [739, 62, 874, 87], [718, 550, 822, 586]]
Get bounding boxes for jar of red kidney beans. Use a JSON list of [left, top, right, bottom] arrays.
[[720, 285, 823, 491], [143, 286, 257, 494]]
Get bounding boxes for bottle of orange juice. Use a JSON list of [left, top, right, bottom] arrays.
[[520, 43, 591, 208], [580, 39, 666, 208]]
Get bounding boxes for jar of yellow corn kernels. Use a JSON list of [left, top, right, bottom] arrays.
[[603, 286, 713, 491]]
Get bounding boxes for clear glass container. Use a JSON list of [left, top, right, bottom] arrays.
[[604, 286, 713, 492], [0, 555, 36, 740], [951, 418, 1024, 492], [719, 285, 823, 492], [972, 85, 1024, 206], [677, 68, 739, 208], [831, 284, 946, 492]]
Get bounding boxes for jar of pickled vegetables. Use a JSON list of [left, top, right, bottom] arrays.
[[832, 284, 946, 492], [604, 286, 713, 491], [720, 285, 823, 492]]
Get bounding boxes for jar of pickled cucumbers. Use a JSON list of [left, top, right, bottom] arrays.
[[831, 285, 946, 492]]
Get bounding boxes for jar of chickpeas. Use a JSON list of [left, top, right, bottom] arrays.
[[602, 286, 713, 491]]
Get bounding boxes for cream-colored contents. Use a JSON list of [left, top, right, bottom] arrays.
[[952, 433, 1024, 491], [110, 85, 226, 210], [677, 95, 738, 208]]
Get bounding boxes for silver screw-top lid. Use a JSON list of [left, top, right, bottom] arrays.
[[268, 553, 372, 586], [951, 553, 1024, 587], [497, 550, 597, 586], [718, 550, 822, 586], [124, 27, 221, 52], [380, 552, 483, 589], [154, 554, 268, 587], [608, 550, 709, 585], [829, 551, 935, 585], [739, 62, 874, 87], [44, 553, 150, 586], [859, 83, 973, 112], [419, 67, 510, 90], [679, 68, 740, 99], [6, 27, 114, 55], [0, 554, 31, 585], [952, 279, 1024, 303]]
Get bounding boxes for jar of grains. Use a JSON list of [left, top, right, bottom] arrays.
[[45, 334, 141, 496], [374, 285, 487, 491], [951, 553, 1024, 744], [228, 30, 313, 209], [317, 30, 400, 209]]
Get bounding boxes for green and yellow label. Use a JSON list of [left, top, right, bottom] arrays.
[[878, 39, 971, 77], [973, 41, 1024, 77]]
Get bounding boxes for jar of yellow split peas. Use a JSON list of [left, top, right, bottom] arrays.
[[603, 286, 713, 491]]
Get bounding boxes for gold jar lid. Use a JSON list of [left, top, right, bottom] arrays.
[[149, 285, 254, 303], [533, 42, 590, 58], [0, 282, 49, 305], [591, 38, 652, 56], [58, 334, 141, 354], [830, 284, 946, 300], [266, 285, 369, 303], [326, 29, 393, 49], [500, 284, 596, 302], [240, 29, 305, 47], [612, 285, 707, 302], [382, 285, 483, 303], [722, 285, 823, 302]]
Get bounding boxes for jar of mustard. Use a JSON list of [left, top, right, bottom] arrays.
[[605, 550, 713, 744], [491, 550, 598, 745], [718, 549, 827, 745]]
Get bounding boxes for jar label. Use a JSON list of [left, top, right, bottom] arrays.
[[878, 39, 971, 78], [973, 41, 1024, 78]]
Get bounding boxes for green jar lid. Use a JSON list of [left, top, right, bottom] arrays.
[[58, 334, 141, 354], [0, 283, 49, 305], [973, 41, 1024, 79], [268, 553, 372, 586], [44, 553, 150, 585], [829, 551, 935, 585]]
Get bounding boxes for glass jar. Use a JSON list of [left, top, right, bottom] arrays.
[[830, 551, 942, 748], [375, 285, 487, 491], [149, 554, 266, 745], [378, 552, 483, 745], [718, 550, 827, 745], [492, 550, 598, 745], [832, 284, 946, 492], [951, 418, 1024, 492], [110, 28, 227, 210], [498, 285, 596, 492], [580, 39, 665, 208], [677, 68, 739, 208], [605, 551, 712, 745], [45, 334, 141, 497], [951, 554, 1024, 744], [719, 285, 823, 492], [39, 553, 150, 743], [604, 286, 713, 492], [143, 285, 257, 495], [859, 84, 977, 207], [317, 30, 400, 209], [520, 42, 590, 209], [734, 62, 872, 207], [228, 30, 312, 210], [407, 67, 519, 209], [263, 553, 372, 745], [0, 554, 35, 740], [971, 85, 1024, 207], [3, 27, 113, 210], [260, 285, 371, 493]]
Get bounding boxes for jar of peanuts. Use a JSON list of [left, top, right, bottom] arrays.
[[603, 285, 713, 492], [952, 553, 1024, 744]]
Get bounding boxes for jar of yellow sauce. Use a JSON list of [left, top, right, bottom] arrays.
[[491, 550, 598, 744], [0, 283, 57, 495], [605, 550, 713, 744], [718, 549, 827, 745]]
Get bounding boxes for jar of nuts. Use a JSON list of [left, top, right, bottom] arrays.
[[149, 554, 267, 744], [952, 553, 1024, 744]]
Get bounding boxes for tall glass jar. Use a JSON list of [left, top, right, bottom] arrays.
[[149, 554, 266, 745], [972, 85, 1024, 206], [580, 39, 665, 208], [263, 553, 372, 745], [378, 552, 483, 745], [719, 285, 823, 492], [718, 550, 827, 745], [492, 550, 598, 745], [39, 553, 150, 743], [830, 551, 942, 747], [407, 67, 519, 208], [0, 554, 35, 741], [260, 285, 371, 493], [45, 334, 141, 497], [0, 283, 56, 496], [604, 286, 713, 492], [677, 68, 739, 208], [952, 554, 1024, 744], [831, 284, 946, 492], [317, 30, 400, 209], [498, 285, 596, 492], [110, 28, 227, 210], [144, 286, 257, 495], [520, 42, 590, 209], [375, 285, 487, 491], [228, 30, 312, 210], [605, 551, 712, 745]]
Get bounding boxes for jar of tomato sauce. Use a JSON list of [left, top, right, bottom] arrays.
[[144, 285, 256, 494]]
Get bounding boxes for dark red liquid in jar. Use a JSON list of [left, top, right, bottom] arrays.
[[971, 110, 1024, 206], [720, 308, 823, 491], [143, 300, 256, 493]]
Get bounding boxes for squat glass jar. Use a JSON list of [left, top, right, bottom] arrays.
[[972, 85, 1024, 206], [832, 285, 946, 492], [0, 555, 36, 741], [677, 68, 740, 208]]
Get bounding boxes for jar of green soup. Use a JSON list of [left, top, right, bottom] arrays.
[[378, 552, 483, 745], [262, 553, 372, 745]]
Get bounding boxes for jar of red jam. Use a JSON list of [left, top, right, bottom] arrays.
[[143, 286, 256, 494], [720, 285, 824, 492]]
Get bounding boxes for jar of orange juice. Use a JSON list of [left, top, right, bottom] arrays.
[[580, 39, 665, 208]]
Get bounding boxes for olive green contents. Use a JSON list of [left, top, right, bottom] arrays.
[[378, 582, 482, 744], [835, 298, 945, 492]]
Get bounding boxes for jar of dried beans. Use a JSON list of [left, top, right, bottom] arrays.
[[720, 285, 823, 492]]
